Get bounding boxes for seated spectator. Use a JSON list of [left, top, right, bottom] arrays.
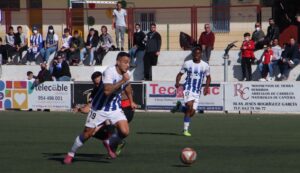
[[265, 18, 280, 45], [259, 45, 273, 81], [240, 32, 255, 81], [5, 26, 17, 63], [198, 23, 215, 63], [0, 37, 7, 64], [40, 25, 58, 63], [52, 54, 72, 81], [80, 28, 99, 66], [252, 22, 265, 50], [27, 26, 43, 65], [58, 28, 72, 61], [97, 25, 114, 65], [15, 26, 28, 63], [32, 63, 52, 88], [129, 23, 146, 67], [69, 30, 84, 65], [270, 39, 282, 80]]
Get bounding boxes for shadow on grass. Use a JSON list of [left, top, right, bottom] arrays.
[[42, 153, 111, 164], [136, 132, 182, 136], [172, 164, 191, 167]]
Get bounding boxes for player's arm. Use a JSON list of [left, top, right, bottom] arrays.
[[203, 66, 211, 96], [175, 72, 184, 88], [104, 73, 130, 96], [124, 83, 137, 109]]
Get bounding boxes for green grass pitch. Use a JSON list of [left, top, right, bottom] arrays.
[[0, 111, 300, 173]]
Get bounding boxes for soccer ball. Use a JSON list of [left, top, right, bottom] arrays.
[[180, 147, 197, 165]]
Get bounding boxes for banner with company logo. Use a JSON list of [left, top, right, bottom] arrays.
[[225, 82, 300, 112], [145, 81, 223, 111], [0, 80, 71, 110], [28, 82, 72, 110]]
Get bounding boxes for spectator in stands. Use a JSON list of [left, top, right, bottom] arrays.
[[198, 23, 215, 63], [112, 1, 127, 51], [69, 30, 84, 66], [259, 45, 273, 81], [35, 63, 52, 86], [144, 23, 161, 81], [27, 26, 43, 65], [80, 28, 99, 66], [265, 18, 280, 45], [97, 25, 114, 65], [252, 22, 265, 50], [129, 23, 146, 67], [270, 39, 282, 80], [240, 32, 255, 81], [5, 26, 17, 63], [40, 25, 58, 63], [58, 28, 72, 61], [15, 26, 28, 63], [52, 54, 72, 81], [0, 37, 7, 64]]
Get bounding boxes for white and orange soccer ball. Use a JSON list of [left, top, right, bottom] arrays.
[[180, 147, 197, 165]]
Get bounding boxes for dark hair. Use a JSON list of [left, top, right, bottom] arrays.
[[74, 30, 79, 34], [17, 26, 22, 30], [89, 28, 95, 32], [9, 26, 13, 30], [192, 46, 202, 56], [64, 28, 70, 33], [117, 1, 122, 5], [91, 71, 102, 81], [27, 71, 33, 76], [244, 32, 250, 37], [116, 52, 130, 61], [150, 23, 156, 27], [269, 18, 274, 21], [0, 37, 2, 42], [101, 25, 108, 31]]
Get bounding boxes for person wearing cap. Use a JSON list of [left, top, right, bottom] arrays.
[[40, 25, 59, 63], [80, 28, 99, 66], [27, 26, 43, 65]]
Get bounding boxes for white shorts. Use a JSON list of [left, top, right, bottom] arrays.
[[85, 109, 127, 128], [183, 90, 200, 110]]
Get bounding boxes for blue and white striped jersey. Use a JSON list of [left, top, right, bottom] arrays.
[[180, 60, 210, 93], [91, 66, 129, 112]]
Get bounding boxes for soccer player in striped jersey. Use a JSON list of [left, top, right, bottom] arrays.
[[64, 52, 137, 164], [175, 47, 211, 136]]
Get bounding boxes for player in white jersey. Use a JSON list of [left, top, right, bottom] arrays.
[[175, 47, 211, 136], [64, 52, 137, 164]]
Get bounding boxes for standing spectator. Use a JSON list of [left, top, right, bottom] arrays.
[[198, 23, 215, 63], [58, 28, 72, 61], [259, 45, 273, 81], [270, 39, 282, 80], [80, 28, 99, 66], [112, 1, 127, 51], [40, 25, 59, 63], [265, 18, 280, 45], [27, 26, 43, 65], [252, 22, 265, 50], [97, 25, 114, 65], [129, 23, 146, 67], [5, 26, 17, 63], [0, 37, 8, 64], [15, 26, 28, 63], [52, 54, 72, 81], [144, 23, 161, 81], [69, 30, 84, 65], [240, 32, 255, 81]]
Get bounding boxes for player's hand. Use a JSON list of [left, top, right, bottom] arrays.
[[131, 102, 138, 110], [203, 86, 209, 96], [175, 83, 180, 88], [122, 73, 130, 83]]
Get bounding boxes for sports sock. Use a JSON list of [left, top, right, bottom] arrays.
[[69, 134, 85, 157], [183, 116, 191, 131]]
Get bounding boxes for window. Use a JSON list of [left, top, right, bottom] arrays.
[[260, 0, 275, 7], [135, 12, 155, 32], [27, 0, 42, 8], [212, 0, 230, 32], [0, 0, 20, 9]]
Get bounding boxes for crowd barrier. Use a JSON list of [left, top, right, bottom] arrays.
[[1, 80, 299, 113]]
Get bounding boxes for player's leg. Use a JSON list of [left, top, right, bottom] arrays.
[[64, 127, 95, 164], [183, 100, 195, 136]]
